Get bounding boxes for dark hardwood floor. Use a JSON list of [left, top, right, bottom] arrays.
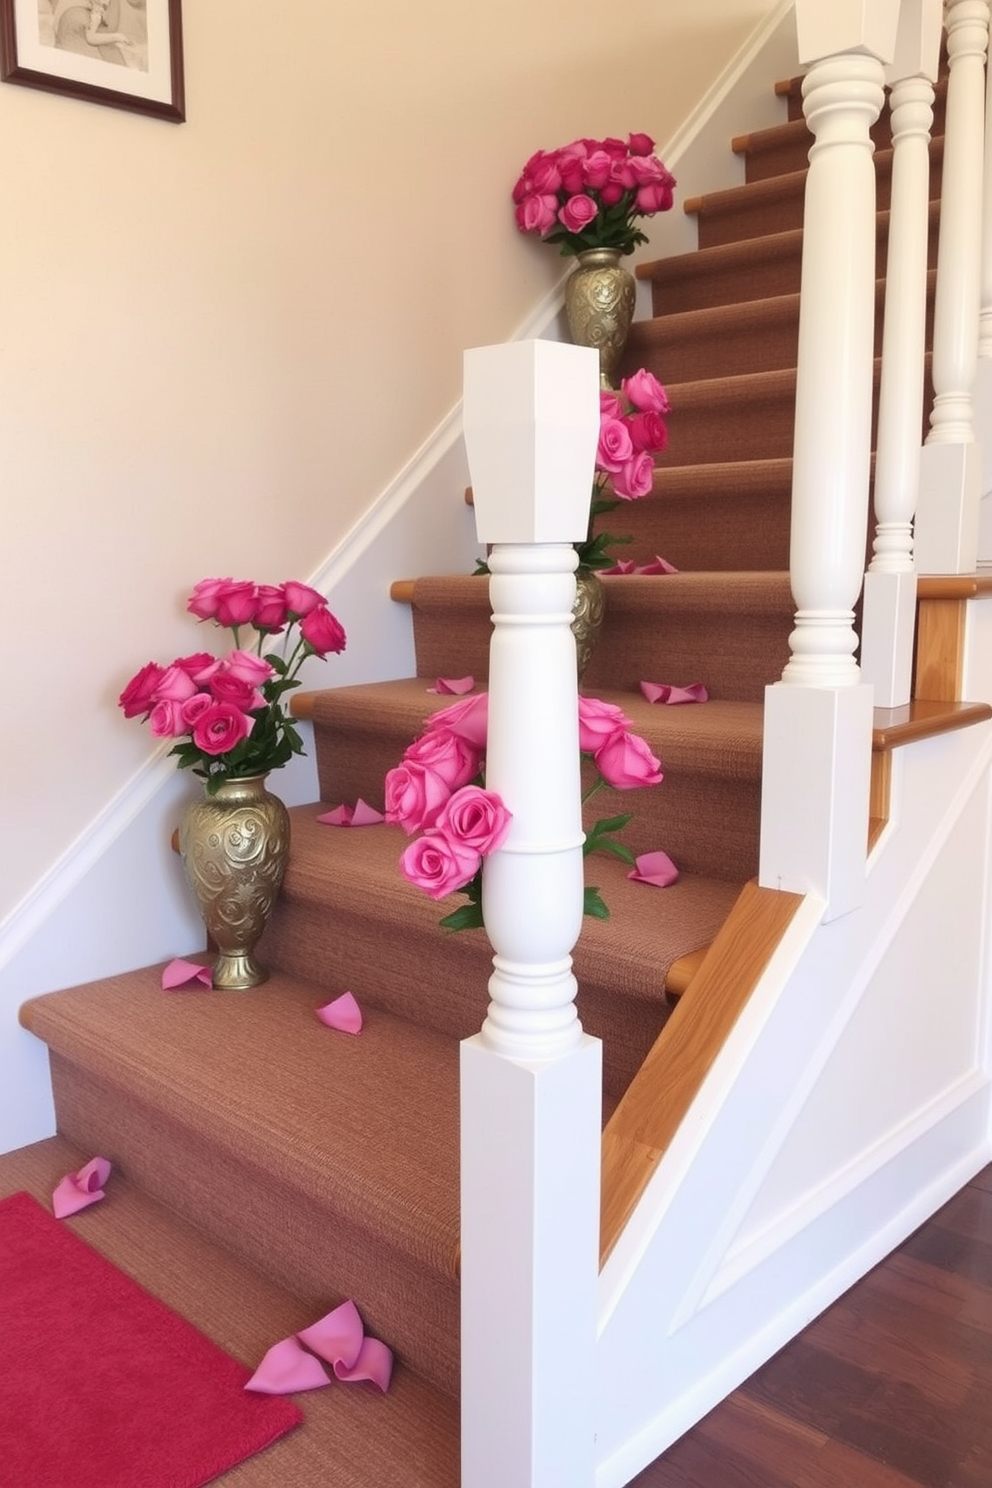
[[635, 1163, 992, 1487]]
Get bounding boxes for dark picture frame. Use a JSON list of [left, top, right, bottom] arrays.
[[0, 0, 184, 122]]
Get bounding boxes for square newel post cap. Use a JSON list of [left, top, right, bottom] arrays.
[[463, 340, 600, 546], [886, 0, 942, 83], [796, 0, 900, 63]]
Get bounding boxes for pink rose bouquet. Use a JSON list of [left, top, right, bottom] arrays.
[[513, 133, 676, 258], [119, 577, 346, 793], [388, 691, 662, 930]]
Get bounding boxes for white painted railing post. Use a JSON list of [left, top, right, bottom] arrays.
[[915, 0, 989, 573], [974, 0, 992, 556], [460, 340, 603, 1488], [862, 0, 943, 705], [759, 1, 898, 917]]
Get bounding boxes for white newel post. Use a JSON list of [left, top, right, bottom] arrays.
[[915, 0, 989, 573], [460, 340, 603, 1488], [759, 1, 898, 918], [862, 0, 942, 704]]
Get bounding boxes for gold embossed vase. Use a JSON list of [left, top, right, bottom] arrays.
[[564, 247, 636, 390], [178, 774, 290, 990], [571, 569, 606, 679]]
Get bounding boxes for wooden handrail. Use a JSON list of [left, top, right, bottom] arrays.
[[599, 880, 804, 1267]]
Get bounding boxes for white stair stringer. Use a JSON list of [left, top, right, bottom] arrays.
[[594, 703, 992, 1488]]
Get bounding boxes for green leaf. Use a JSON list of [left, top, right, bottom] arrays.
[[439, 901, 486, 932], [583, 886, 610, 920], [590, 813, 634, 836], [593, 838, 636, 866]]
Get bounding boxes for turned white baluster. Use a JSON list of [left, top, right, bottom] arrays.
[[459, 340, 602, 1488], [783, 50, 887, 686], [863, 0, 942, 705], [915, 0, 989, 573], [976, 1, 992, 557], [761, 1, 898, 918]]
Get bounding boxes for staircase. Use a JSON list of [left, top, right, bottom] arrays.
[[2, 44, 971, 1488]]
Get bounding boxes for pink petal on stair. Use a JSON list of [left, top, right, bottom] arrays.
[[628, 850, 680, 887], [427, 676, 475, 695], [333, 1334, 394, 1392], [244, 1336, 331, 1395], [161, 958, 213, 990], [637, 555, 679, 574], [297, 1299, 365, 1372], [316, 992, 363, 1034], [600, 558, 637, 575], [316, 803, 353, 825], [349, 798, 385, 825], [52, 1156, 112, 1218], [640, 681, 708, 705]]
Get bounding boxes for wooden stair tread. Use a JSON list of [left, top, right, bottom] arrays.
[[872, 698, 992, 750], [0, 1137, 460, 1488]]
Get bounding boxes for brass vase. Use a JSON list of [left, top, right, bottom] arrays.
[[564, 247, 636, 389], [571, 568, 606, 679], [178, 774, 290, 990]]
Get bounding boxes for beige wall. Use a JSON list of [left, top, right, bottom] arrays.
[[0, 0, 779, 924]]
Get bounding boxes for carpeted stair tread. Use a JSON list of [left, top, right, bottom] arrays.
[[635, 205, 940, 317], [0, 1136, 459, 1488], [617, 457, 794, 570], [20, 969, 461, 1282], [256, 808, 741, 1096], [406, 572, 794, 694], [625, 289, 801, 381]]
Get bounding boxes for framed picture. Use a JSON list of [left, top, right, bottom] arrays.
[[0, 0, 184, 122]]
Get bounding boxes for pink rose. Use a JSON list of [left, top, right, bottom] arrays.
[[119, 662, 165, 718], [436, 787, 512, 855], [594, 730, 663, 789], [400, 831, 481, 901], [578, 696, 632, 753], [191, 702, 254, 756], [581, 150, 613, 190], [300, 605, 347, 656], [253, 584, 289, 632], [559, 194, 598, 234], [384, 761, 453, 834], [636, 180, 675, 214], [608, 157, 636, 192], [404, 727, 481, 793], [627, 410, 668, 455], [600, 390, 623, 421], [187, 578, 232, 621], [172, 652, 215, 679], [181, 693, 214, 726], [516, 194, 558, 235], [627, 132, 656, 157], [151, 664, 198, 704], [283, 581, 324, 617], [622, 369, 671, 415], [426, 693, 488, 749], [612, 451, 655, 500], [599, 181, 626, 207], [521, 151, 561, 196], [208, 670, 265, 713], [596, 416, 634, 473], [215, 581, 258, 628], [148, 698, 188, 738], [557, 142, 588, 195], [224, 648, 275, 686]]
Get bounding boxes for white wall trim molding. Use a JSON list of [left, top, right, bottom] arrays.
[[0, 747, 174, 975]]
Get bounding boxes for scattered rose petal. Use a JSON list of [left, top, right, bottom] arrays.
[[349, 799, 385, 825], [600, 558, 637, 575], [297, 1299, 364, 1371], [52, 1157, 112, 1218], [427, 676, 475, 695], [244, 1337, 331, 1395], [316, 799, 385, 826], [333, 1335, 394, 1392], [161, 958, 213, 990], [640, 681, 708, 705], [628, 850, 680, 887], [316, 992, 363, 1034], [637, 555, 679, 574]]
